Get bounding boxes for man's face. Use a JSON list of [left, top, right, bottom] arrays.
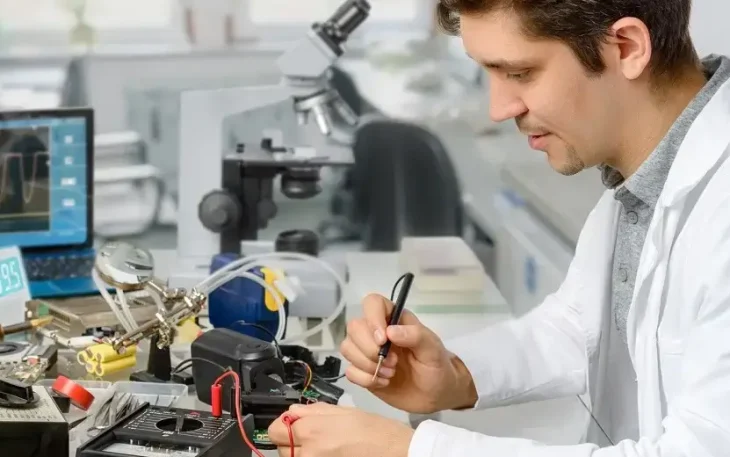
[[461, 10, 626, 175]]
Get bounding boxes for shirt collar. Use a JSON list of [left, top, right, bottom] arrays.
[[599, 54, 730, 207]]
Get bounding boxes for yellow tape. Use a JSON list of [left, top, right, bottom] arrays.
[[77, 343, 137, 365], [261, 268, 286, 312], [90, 356, 137, 377]]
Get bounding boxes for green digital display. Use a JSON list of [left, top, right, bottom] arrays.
[[0, 256, 25, 298]]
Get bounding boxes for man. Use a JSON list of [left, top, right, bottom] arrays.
[[268, 0, 730, 455]]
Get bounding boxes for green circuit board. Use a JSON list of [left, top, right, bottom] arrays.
[[301, 390, 320, 401], [253, 429, 273, 447]]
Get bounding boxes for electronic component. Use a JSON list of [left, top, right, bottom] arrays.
[[76, 402, 255, 457], [0, 341, 58, 384], [0, 385, 68, 457], [192, 328, 344, 444], [0, 377, 35, 406], [0, 341, 32, 365], [280, 344, 342, 379], [25, 294, 159, 338]]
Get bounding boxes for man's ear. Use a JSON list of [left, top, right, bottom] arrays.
[[606, 17, 652, 80]]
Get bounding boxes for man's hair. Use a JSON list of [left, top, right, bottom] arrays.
[[436, 0, 698, 81]]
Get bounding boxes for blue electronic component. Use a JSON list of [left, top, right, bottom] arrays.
[[208, 253, 289, 342], [0, 115, 89, 249]]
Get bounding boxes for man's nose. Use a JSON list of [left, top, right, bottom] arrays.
[[488, 81, 527, 122]]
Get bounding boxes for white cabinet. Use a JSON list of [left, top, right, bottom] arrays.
[[494, 191, 573, 316]]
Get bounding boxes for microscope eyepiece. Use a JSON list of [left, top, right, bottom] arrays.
[[314, 0, 371, 55], [328, 0, 371, 38]]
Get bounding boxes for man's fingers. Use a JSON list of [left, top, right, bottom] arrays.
[[345, 319, 381, 360], [386, 324, 444, 363], [277, 447, 297, 457], [340, 339, 397, 378], [362, 294, 393, 342], [397, 309, 421, 326], [344, 319, 400, 367], [287, 402, 349, 416], [268, 417, 295, 445], [345, 365, 390, 389]]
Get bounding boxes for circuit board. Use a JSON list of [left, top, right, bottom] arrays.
[[301, 390, 321, 402], [250, 390, 322, 449], [253, 428, 273, 447]]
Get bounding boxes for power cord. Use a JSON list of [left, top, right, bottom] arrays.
[[391, 273, 409, 301], [172, 357, 227, 376], [230, 320, 343, 384], [230, 320, 283, 358], [576, 394, 614, 446]]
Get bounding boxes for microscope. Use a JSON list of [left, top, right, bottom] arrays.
[[173, 0, 370, 291]]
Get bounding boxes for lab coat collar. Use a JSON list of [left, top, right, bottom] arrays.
[[658, 63, 730, 209]]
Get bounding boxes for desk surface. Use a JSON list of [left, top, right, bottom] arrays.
[[67, 250, 587, 450]]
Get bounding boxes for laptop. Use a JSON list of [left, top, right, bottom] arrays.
[[0, 107, 98, 298]]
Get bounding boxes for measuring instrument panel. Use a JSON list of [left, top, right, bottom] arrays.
[[76, 403, 255, 457], [0, 385, 68, 457]]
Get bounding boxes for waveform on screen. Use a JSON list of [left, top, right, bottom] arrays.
[[0, 152, 50, 205]]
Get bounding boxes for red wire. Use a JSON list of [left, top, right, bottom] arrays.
[[214, 370, 266, 457], [282, 413, 299, 457]]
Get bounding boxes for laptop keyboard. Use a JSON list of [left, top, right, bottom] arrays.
[[24, 253, 96, 282]]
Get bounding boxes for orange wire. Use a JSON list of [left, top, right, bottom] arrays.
[[214, 370, 266, 457], [295, 360, 313, 392]]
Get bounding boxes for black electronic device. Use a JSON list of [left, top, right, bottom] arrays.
[[0, 385, 69, 457], [191, 328, 344, 439], [76, 402, 255, 457]]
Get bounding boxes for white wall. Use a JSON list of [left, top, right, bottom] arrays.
[[690, 0, 729, 57]]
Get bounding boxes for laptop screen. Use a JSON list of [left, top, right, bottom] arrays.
[[0, 110, 92, 249]]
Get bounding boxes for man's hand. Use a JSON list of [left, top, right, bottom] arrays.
[[340, 293, 477, 414], [267, 403, 414, 457]]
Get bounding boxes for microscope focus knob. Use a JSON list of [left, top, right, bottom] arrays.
[[198, 190, 242, 233]]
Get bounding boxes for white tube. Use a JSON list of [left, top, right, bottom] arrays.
[[116, 288, 138, 332], [196, 253, 347, 345], [93, 269, 135, 333]]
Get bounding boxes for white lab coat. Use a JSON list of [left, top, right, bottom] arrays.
[[408, 75, 730, 455]]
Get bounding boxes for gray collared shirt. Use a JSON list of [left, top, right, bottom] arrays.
[[587, 54, 730, 446], [603, 54, 730, 342]]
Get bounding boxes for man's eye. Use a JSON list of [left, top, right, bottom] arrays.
[[506, 71, 530, 80]]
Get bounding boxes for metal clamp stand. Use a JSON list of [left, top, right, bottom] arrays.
[[129, 334, 193, 385]]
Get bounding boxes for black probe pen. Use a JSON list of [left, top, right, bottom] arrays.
[[373, 272, 415, 381]]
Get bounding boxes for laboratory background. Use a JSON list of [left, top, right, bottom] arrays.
[[0, 0, 724, 455]]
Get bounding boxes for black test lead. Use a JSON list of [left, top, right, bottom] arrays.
[[373, 272, 415, 382]]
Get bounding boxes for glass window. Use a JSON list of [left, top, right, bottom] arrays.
[[248, 0, 420, 24], [0, 0, 174, 30], [239, 0, 435, 44]]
